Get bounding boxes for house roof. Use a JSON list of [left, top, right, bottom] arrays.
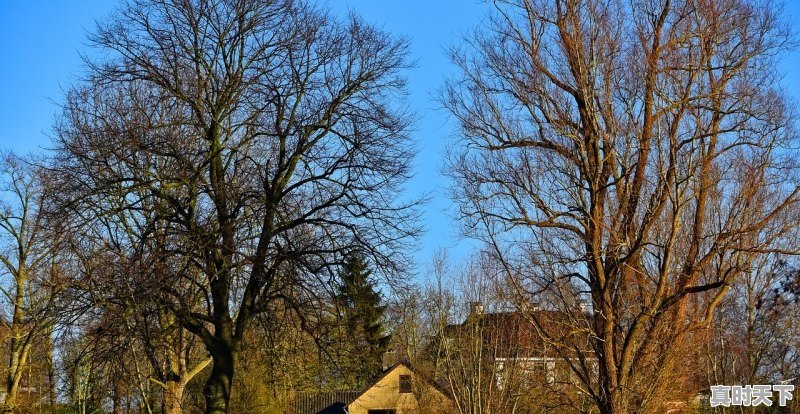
[[287, 361, 455, 414], [348, 361, 454, 405], [443, 309, 593, 358]]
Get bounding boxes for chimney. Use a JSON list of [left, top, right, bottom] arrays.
[[382, 351, 396, 371], [468, 301, 485, 316]]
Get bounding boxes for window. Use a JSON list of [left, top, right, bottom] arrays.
[[399, 374, 413, 393], [368, 410, 397, 414]]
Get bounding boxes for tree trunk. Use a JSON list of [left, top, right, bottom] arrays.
[[203, 345, 235, 414], [3, 347, 28, 414], [4, 275, 26, 414], [3, 374, 21, 414], [165, 380, 186, 414], [47, 337, 56, 413], [597, 395, 629, 414]]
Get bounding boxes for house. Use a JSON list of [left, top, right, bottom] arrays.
[[441, 302, 595, 389], [347, 362, 454, 414], [287, 302, 596, 414], [286, 362, 454, 414]]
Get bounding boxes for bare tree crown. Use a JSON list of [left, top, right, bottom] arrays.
[[51, 1, 418, 412], [444, 0, 799, 411]]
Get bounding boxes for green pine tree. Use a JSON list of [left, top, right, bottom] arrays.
[[334, 254, 391, 386]]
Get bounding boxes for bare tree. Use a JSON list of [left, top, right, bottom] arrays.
[[59, 321, 146, 414], [434, 266, 525, 414], [64, 226, 212, 414], [443, 0, 800, 412], [427, 252, 583, 414], [0, 153, 62, 413], [51, 0, 418, 412], [702, 254, 800, 413]]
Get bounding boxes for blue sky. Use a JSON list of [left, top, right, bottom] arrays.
[[1, 1, 800, 275]]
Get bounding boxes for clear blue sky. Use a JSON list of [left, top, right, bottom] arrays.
[[1, 1, 799, 275]]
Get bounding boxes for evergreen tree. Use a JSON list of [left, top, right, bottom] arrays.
[[334, 254, 391, 386]]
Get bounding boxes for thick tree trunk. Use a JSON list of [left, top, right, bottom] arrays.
[[203, 345, 235, 414], [165, 380, 186, 414], [3, 375, 21, 414], [597, 394, 631, 414], [3, 348, 27, 414]]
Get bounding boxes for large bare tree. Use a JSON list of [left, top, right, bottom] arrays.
[[51, 0, 418, 412], [443, 0, 800, 412]]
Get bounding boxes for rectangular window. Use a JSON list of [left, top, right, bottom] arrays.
[[399, 374, 413, 393]]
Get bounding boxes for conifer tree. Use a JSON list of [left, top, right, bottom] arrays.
[[334, 254, 391, 386]]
